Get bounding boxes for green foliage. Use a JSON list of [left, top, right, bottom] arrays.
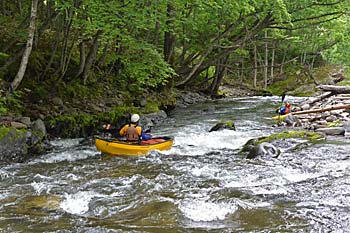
[[0, 96, 7, 116], [30, 85, 49, 103], [143, 102, 160, 114], [0, 52, 9, 61], [121, 40, 175, 89], [328, 120, 341, 128], [0, 91, 24, 116], [46, 104, 137, 137], [0, 126, 10, 139]]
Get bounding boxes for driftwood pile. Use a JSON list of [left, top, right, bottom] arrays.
[[290, 85, 350, 136]]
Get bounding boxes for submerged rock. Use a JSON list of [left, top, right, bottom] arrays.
[[16, 195, 62, 214]]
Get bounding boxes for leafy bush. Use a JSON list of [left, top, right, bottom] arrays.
[[121, 40, 175, 89], [0, 90, 24, 116]]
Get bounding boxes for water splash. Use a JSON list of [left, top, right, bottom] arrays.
[[179, 199, 237, 221], [60, 191, 105, 215]]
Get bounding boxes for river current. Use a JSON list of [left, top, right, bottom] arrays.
[[1, 96, 350, 232]]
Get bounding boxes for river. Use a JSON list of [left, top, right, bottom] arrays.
[[1, 96, 350, 232]]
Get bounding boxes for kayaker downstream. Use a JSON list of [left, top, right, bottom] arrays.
[[119, 114, 152, 142], [275, 102, 292, 126], [276, 102, 291, 115]]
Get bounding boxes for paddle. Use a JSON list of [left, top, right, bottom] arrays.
[[277, 93, 286, 124]]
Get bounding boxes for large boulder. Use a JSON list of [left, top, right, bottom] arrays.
[[0, 127, 31, 162], [0, 119, 47, 163]]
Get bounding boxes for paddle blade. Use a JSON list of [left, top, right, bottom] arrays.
[[281, 93, 286, 103]]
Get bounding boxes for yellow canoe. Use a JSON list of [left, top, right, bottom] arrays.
[[94, 136, 174, 156]]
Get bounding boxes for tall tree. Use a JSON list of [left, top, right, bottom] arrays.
[[10, 0, 38, 91]]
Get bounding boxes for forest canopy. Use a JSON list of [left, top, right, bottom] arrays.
[[0, 0, 349, 100]]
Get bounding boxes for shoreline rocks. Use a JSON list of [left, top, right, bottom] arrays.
[[0, 117, 49, 163], [287, 90, 350, 136]]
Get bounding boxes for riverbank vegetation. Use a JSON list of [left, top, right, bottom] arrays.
[[1, 0, 350, 136]]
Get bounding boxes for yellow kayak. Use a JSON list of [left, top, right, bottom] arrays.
[[94, 136, 174, 156], [271, 114, 290, 120]]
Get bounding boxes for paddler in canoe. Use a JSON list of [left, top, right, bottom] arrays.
[[118, 113, 166, 144], [96, 113, 173, 156]]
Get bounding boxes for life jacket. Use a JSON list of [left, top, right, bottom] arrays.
[[125, 124, 139, 141]]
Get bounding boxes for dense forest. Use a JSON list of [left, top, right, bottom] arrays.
[[0, 0, 350, 126]]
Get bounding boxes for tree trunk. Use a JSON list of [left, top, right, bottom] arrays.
[[57, 8, 74, 77], [10, 0, 38, 91], [82, 30, 102, 85], [264, 30, 268, 88], [164, 3, 175, 65], [2, 0, 6, 15], [41, 33, 59, 80], [97, 43, 108, 66], [17, 0, 23, 15], [270, 39, 275, 83], [280, 46, 287, 74], [210, 56, 228, 95], [253, 42, 257, 88], [154, 20, 160, 46], [240, 57, 244, 82], [75, 41, 86, 78]]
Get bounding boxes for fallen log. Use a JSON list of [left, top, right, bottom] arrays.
[[272, 104, 350, 120], [317, 85, 350, 94], [292, 104, 350, 115], [306, 91, 334, 105]]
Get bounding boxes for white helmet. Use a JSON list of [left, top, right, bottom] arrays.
[[131, 114, 140, 123]]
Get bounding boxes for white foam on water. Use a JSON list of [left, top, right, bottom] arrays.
[[66, 173, 80, 181], [31, 181, 52, 195], [60, 191, 105, 215], [296, 201, 320, 207], [280, 168, 320, 183], [49, 138, 82, 148], [235, 199, 271, 209], [179, 199, 237, 221], [33, 149, 97, 163], [191, 165, 218, 177], [0, 169, 11, 180], [250, 186, 289, 195], [164, 125, 253, 156], [223, 173, 273, 188]]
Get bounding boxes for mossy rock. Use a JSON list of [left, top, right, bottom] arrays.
[[256, 130, 324, 144], [0, 126, 28, 162], [241, 130, 324, 159], [209, 121, 236, 132], [0, 126, 47, 163]]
